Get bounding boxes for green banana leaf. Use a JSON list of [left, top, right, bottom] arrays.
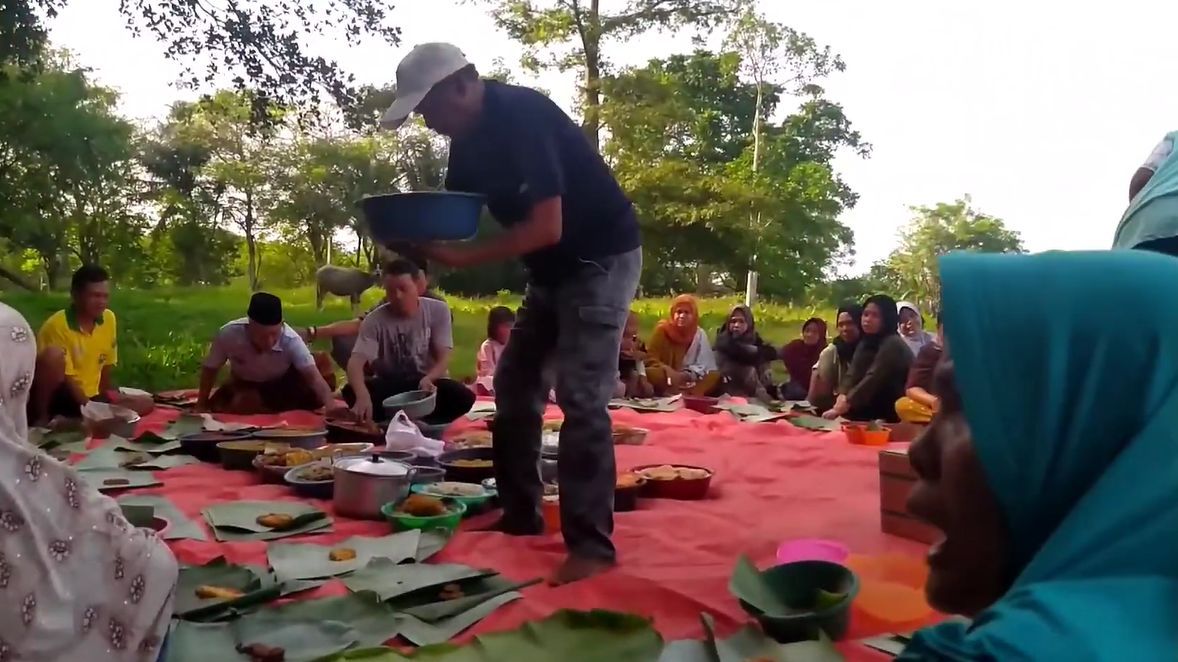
[[174, 558, 283, 621], [330, 609, 664, 661], [78, 444, 195, 470], [120, 503, 155, 527], [30, 427, 90, 452], [263, 591, 401, 647], [659, 614, 845, 662], [116, 434, 184, 454], [787, 416, 841, 432], [203, 500, 332, 542], [268, 530, 422, 581], [162, 413, 206, 440], [79, 468, 162, 492], [117, 494, 207, 541], [608, 396, 681, 412], [396, 591, 523, 647], [342, 558, 496, 602], [396, 577, 542, 622], [166, 616, 361, 662], [729, 556, 792, 617], [416, 530, 451, 562]]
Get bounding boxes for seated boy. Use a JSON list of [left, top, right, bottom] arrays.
[[617, 312, 654, 398], [29, 265, 119, 425], [196, 293, 339, 414]]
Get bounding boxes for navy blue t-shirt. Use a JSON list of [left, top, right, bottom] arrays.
[[445, 81, 641, 284]]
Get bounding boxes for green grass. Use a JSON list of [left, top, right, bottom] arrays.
[[3, 284, 832, 392]]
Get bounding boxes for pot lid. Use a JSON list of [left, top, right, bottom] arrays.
[[335, 453, 411, 477]]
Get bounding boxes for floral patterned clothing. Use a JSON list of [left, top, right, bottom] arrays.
[[0, 302, 177, 660]]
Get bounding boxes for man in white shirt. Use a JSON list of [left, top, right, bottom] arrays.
[[196, 292, 338, 414]]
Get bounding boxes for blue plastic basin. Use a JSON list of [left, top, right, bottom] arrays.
[[359, 192, 484, 243]]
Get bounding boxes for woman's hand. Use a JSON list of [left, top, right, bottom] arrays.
[[419, 376, 437, 392], [822, 395, 849, 420]]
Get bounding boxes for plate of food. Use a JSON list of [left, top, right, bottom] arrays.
[[632, 463, 714, 500], [410, 481, 496, 512], [284, 461, 335, 499], [614, 472, 646, 511], [449, 429, 492, 449], [438, 447, 495, 482], [381, 494, 467, 532], [253, 448, 316, 483]]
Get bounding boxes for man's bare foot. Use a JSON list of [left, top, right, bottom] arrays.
[[548, 555, 616, 585]]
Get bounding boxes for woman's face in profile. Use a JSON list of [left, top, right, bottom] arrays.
[[906, 353, 1013, 616], [861, 303, 883, 335]]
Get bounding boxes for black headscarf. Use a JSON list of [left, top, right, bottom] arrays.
[[833, 303, 863, 363], [859, 294, 900, 350]]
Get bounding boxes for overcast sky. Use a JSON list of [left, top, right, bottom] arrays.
[[48, 0, 1178, 273]]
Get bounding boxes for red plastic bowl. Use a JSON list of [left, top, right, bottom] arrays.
[[632, 464, 714, 500], [682, 395, 720, 414]]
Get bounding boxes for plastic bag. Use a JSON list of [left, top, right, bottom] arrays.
[[385, 410, 445, 457]]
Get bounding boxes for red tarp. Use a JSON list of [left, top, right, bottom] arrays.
[[112, 400, 941, 660]]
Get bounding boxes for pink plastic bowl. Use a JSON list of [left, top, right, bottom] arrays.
[[775, 538, 850, 565]]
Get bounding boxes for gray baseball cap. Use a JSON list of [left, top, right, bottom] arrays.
[[380, 42, 471, 130]]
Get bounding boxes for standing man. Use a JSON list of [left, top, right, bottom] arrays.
[[29, 265, 119, 425], [380, 43, 641, 584]]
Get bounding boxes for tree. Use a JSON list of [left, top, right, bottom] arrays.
[[723, 3, 845, 303], [601, 49, 866, 299], [0, 51, 139, 288], [3, 0, 400, 113], [470, 0, 740, 149], [879, 197, 1025, 310]]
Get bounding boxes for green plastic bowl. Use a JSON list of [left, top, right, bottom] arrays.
[[738, 560, 860, 643], [410, 482, 497, 515], [381, 497, 467, 533]]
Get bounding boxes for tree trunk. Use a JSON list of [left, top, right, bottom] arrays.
[[744, 82, 765, 307], [245, 189, 259, 291], [0, 265, 37, 292], [579, 0, 602, 151]]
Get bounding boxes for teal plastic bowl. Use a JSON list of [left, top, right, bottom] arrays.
[[381, 497, 467, 533], [410, 482, 497, 515], [738, 560, 860, 643], [359, 192, 484, 243]]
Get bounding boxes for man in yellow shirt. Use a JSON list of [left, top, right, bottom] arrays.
[[29, 265, 119, 425]]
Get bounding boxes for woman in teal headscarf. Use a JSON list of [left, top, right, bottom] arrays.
[[899, 250, 1178, 660]]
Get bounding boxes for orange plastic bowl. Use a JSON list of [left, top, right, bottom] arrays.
[[843, 424, 866, 445], [861, 429, 891, 446]]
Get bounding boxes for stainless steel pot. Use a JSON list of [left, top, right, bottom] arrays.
[[333, 453, 417, 520]]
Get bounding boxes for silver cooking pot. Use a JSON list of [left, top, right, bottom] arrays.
[[333, 453, 418, 520]]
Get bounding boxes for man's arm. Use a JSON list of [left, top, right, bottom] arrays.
[[196, 366, 220, 410], [422, 197, 562, 268], [905, 385, 938, 410], [422, 301, 454, 387], [287, 333, 336, 410], [39, 324, 90, 405], [298, 365, 337, 409], [305, 319, 363, 342], [99, 366, 115, 397], [346, 354, 374, 420]]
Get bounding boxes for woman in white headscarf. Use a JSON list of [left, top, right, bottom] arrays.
[[897, 301, 935, 357], [0, 301, 177, 660]]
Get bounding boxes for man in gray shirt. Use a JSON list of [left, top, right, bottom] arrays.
[[344, 259, 474, 425]]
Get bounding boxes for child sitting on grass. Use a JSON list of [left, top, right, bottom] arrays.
[[475, 306, 515, 396], [617, 311, 654, 398]]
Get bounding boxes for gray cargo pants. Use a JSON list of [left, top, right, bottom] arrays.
[[492, 247, 642, 561]]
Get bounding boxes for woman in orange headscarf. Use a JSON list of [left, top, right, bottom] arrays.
[[645, 295, 722, 396]]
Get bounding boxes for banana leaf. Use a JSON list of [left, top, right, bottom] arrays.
[[263, 591, 401, 647], [117, 433, 184, 454], [30, 427, 89, 452], [117, 494, 207, 541], [729, 556, 792, 617], [659, 614, 845, 662], [416, 530, 450, 562], [268, 530, 422, 581], [787, 416, 841, 432], [203, 500, 332, 542], [608, 396, 681, 413], [162, 414, 205, 440], [166, 616, 361, 662], [330, 609, 664, 661], [79, 468, 162, 492], [342, 558, 496, 602], [396, 591, 523, 647], [396, 577, 541, 622], [78, 444, 196, 470], [174, 558, 271, 619]]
